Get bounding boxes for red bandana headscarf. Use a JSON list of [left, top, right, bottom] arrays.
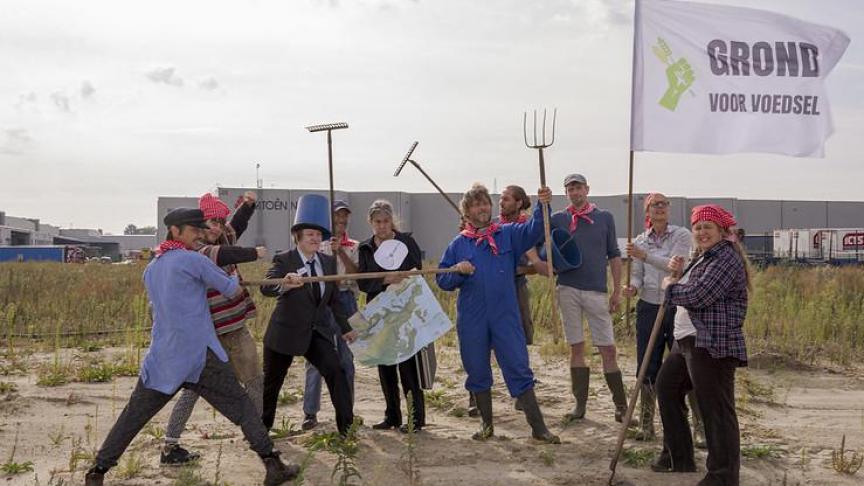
[[461, 222, 501, 255], [691, 205, 737, 241], [498, 212, 528, 224], [567, 203, 597, 232], [156, 240, 189, 256], [199, 193, 230, 220]]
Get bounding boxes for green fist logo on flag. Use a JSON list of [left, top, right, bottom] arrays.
[[652, 37, 695, 111]]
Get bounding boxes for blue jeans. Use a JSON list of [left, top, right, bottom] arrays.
[[303, 290, 357, 416], [636, 299, 676, 385]]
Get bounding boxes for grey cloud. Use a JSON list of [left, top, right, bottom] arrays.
[[146, 67, 184, 87], [81, 81, 95, 98], [51, 91, 71, 112], [0, 128, 33, 155], [198, 77, 219, 91]]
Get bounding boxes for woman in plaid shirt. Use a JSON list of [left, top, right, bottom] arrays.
[[652, 204, 750, 486]]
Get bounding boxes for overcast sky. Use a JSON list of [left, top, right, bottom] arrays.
[[1, 0, 861, 234]]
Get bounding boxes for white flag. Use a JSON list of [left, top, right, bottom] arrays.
[[630, 0, 850, 157]]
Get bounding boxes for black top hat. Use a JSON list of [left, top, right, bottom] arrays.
[[164, 208, 210, 229]]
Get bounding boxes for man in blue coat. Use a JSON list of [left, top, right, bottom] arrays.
[[437, 183, 559, 443]]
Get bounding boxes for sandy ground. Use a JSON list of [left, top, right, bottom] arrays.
[[1, 344, 863, 486]]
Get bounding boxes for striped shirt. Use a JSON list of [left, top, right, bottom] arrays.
[[199, 245, 257, 335], [667, 240, 748, 365]]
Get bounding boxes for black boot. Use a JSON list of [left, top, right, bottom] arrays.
[[471, 390, 494, 441], [517, 389, 560, 444], [563, 367, 589, 422], [634, 384, 656, 441], [85, 466, 108, 486], [604, 370, 636, 425], [261, 450, 300, 486]]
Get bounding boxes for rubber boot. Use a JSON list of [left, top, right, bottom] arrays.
[[471, 390, 494, 441], [262, 450, 300, 486], [604, 370, 636, 425], [467, 391, 479, 417], [633, 383, 656, 441], [517, 388, 560, 444], [563, 367, 589, 422], [687, 391, 707, 449], [85, 466, 107, 486]]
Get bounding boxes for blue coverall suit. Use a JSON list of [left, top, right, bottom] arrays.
[[436, 202, 547, 397]]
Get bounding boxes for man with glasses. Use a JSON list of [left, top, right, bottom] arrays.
[[624, 193, 693, 440]]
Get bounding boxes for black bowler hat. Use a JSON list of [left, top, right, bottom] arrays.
[[163, 208, 210, 229]]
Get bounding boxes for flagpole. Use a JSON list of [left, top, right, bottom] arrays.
[[609, 0, 643, 482]]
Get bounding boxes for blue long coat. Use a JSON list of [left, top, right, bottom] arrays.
[[436, 202, 547, 397]]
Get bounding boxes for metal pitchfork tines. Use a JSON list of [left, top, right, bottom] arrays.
[[523, 108, 557, 184], [394, 141, 462, 217], [523, 107, 562, 343]]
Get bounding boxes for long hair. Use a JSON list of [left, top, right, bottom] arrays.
[[692, 228, 753, 292], [504, 184, 531, 212]]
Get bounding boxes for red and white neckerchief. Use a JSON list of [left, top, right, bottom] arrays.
[[461, 222, 501, 255], [156, 240, 189, 256], [498, 212, 528, 224], [566, 203, 597, 232], [339, 232, 356, 248]]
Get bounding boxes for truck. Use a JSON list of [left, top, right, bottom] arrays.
[[0, 245, 67, 262], [772, 228, 864, 263]]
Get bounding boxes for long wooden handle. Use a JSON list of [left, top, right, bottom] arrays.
[[241, 267, 462, 286]]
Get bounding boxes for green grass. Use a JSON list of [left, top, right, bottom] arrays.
[[741, 443, 783, 459], [2, 262, 863, 366]]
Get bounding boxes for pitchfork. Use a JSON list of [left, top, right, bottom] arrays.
[[524, 108, 562, 343]]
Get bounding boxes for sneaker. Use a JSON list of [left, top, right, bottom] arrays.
[[160, 444, 201, 466], [301, 414, 318, 431]]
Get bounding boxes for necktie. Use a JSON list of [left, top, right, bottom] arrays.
[[306, 260, 321, 305]]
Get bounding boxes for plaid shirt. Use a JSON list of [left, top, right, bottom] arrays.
[[668, 240, 748, 365]]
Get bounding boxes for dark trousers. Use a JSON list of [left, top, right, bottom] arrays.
[[262, 332, 354, 434], [657, 337, 741, 485], [378, 354, 425, 427], [635, 300, 676, 385], [95, 350, 272, 469]]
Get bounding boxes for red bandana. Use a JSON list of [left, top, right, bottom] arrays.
[[461, 222, 501, 255], [690, 205, 736, 230], [498, 213, 528, 224], [567, 203, 597, 232], [199, 193, 230, 220], [339, 233, 356, 248], [156, 240, 189, 256]]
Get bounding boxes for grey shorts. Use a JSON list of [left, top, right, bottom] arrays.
[[557, 285, 616, 346]]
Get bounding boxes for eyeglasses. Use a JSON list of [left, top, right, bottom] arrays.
[[649, 201, 669, 208]]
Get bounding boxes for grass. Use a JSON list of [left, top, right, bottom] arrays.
[[3, 261, 862, 365], [621, 447, 655, 467], [741, 444, 784, 459]]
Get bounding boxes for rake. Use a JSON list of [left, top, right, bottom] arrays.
[[394, 141, 462, 217], [306, 122, 349, 235]]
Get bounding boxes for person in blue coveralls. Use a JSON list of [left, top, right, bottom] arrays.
[[436, 183, 559, 444]]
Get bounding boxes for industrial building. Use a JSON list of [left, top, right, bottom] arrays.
[[0, 211, 154, 262], [157, 187, 864, 264]]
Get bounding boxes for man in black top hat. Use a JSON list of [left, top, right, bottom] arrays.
[[260, 195, 358, 435]]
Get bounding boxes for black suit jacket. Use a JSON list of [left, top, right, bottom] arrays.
[[260, 249, 352, 356]]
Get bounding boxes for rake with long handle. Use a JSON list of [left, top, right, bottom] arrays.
[[523, 108, 562, 343], [306, 122, 349, 235], [608, 257, 699, 485], [394, 141, 462, 217]]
